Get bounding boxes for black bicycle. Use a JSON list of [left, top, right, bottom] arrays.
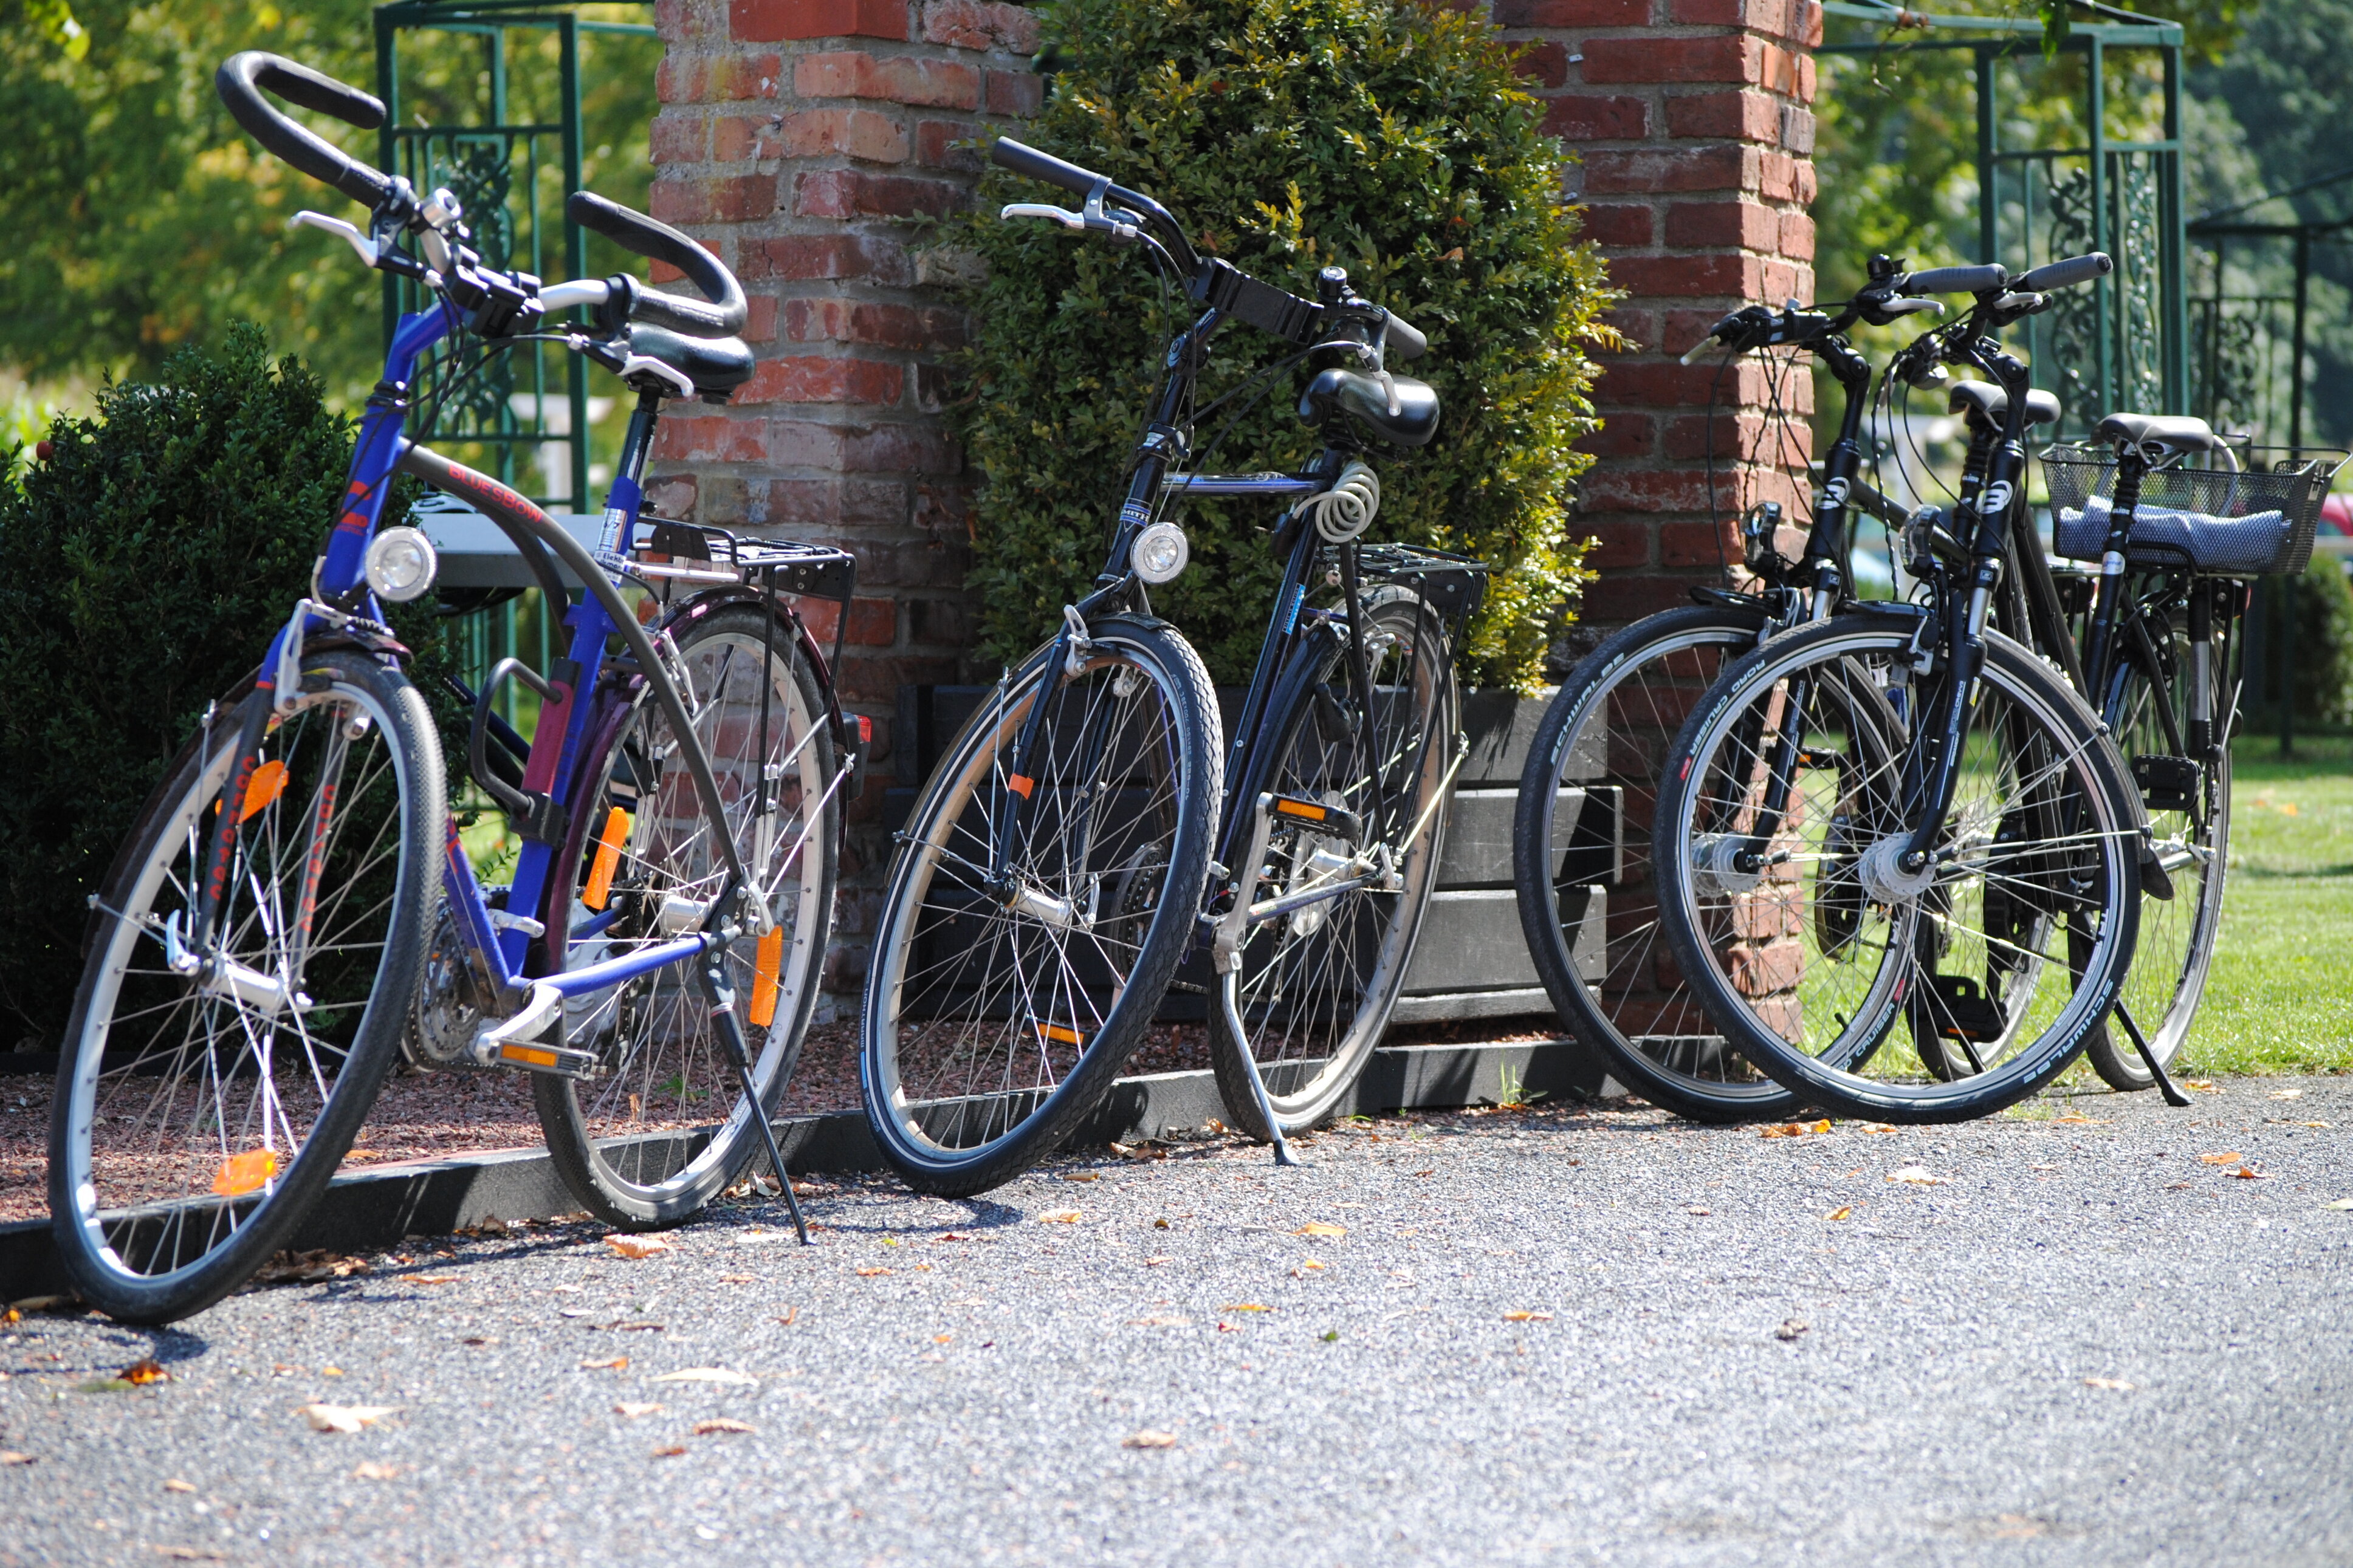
[[859, 139, 1482, 1193]]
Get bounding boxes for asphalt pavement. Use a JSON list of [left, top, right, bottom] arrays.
[[3, 1077, 2350, 1567]]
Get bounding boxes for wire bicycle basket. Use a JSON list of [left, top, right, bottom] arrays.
[[2040, 443, 2341, 577]]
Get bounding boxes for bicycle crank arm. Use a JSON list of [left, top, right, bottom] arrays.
[[1246, 874, 1372, 925], [1215, 968, 1300, 1168], [469, 981, 599, 1076]]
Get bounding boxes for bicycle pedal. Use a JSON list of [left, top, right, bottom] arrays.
[[1265, 793, 1363, 845], [2131, 753, 2199, 814], [490, 1039, 600, 1078]]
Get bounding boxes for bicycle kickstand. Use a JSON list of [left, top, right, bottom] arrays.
[[1211, 793, 1301, 1168], [699, 947, 812, 1242], [2111, 1000, 2194, 1109]]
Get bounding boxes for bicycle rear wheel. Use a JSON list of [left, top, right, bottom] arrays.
[[1512, 604, 1802, 1122], [50, 650, 439, 1322], [1209, 586, 1455, 1139], [534, 603, 839, 1227], [1652, 615, 2142, 1122], [2083, 606, 2230, 1090], [860, 615, 1219, 1197]]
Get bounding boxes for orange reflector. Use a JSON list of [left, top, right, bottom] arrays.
[[1037, 1023, 1084, 1048], [1274, 798, 1327, 821], [748, 927, 783, 1028], [1006, 775, 1035, 799], [583, 807, 631, 909], [211, 1149, 277, 1197], [499, 1044, 562, 1069], [232, 760, 289, 824]]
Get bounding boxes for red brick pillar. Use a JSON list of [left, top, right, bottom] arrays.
[[1496, 0, 1822, 633], [646, 0, 1040, 1002]]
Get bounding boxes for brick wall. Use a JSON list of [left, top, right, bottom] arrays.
[[644, 0, 1818, 998]]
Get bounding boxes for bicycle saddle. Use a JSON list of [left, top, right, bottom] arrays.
[[627, 323, 755, 403], [2096, 412, 2226, 455], [1297, 368, 1440, 448], [1946, 380, 2059, 428]]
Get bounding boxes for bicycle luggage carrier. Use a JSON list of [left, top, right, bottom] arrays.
[[2040, 443, 2340, 577]]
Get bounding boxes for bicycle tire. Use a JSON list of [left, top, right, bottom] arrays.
[[1652, 615, 2143, 1123], [860, 615, 1220, 1197], [2083, 614, 2230, 1090], [533, 603, 839, 1227], [1511, 604, 1804, 1123], [1209, 585, 1455, 1139], [50, 649, 439, 1323]]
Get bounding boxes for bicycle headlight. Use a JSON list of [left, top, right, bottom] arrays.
[[1130, 519, 1190, 585], [365, 526, 439, 603]]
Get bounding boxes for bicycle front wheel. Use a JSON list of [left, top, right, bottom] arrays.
[[861, 615, 1220, 1197], [1210, 585, 1455, 1139], [2084, 607, 2230, 1090], [534, 603, 839, 1228], [50, 650, 440, 1323], [1652, 615, 2142, 1122], [1512, 604, 1802, 1123]]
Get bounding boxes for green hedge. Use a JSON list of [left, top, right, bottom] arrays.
[[944, 0, 1617, 688], [0, 326, 438, 1050]]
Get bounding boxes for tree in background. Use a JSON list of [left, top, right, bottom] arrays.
[[949, 0, 1616, 689], [0, 0, 658, 404]]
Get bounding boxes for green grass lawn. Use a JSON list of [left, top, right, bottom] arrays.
[[2173, 728, 2353, 1075]]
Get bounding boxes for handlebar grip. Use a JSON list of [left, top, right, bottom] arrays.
[[991, 137, 1105, 196], [1901, 263, 2008, 295], [215, 52, 390, 209], [1385, 312, 1427, 361], [2013, 252, 2112, 292], [566, 191, 746, 338]]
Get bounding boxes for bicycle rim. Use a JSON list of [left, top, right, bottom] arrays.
[[862, 618, 1217, 1192], [1657, 620, 2140, 1121], [1212, 587, 1453, 1135], [52, 654, 435, 1320], [1513, 606, 1799, 1121]]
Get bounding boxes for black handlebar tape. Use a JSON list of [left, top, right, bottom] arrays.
[[2013, 252, 2112, 292], [990, 137, 1105, 196], [565, 191, 746, 338], [1385, 313, 1427, 361], [1901, 263, 2009, 295], [215, 52, 391, 209]]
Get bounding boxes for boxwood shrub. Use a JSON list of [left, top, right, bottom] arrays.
[[945, 0, 1618, 688], [0, 325, 444, 1050]]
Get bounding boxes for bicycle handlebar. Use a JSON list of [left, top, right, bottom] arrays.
[[216, 52, 391, 210], [1385, 313, 1427, 361], [565, 191, 746, 338], [2013, 252, 2112, 292], [1901, 263, 2007, 295]]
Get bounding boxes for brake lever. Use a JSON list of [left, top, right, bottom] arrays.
[[289, 211, 379, 268], [1002, 202, 1085, 231]]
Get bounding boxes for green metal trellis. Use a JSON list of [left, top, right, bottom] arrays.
[[1821, 0, 2188, 433]]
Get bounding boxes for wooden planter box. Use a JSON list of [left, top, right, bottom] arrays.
[[888, 686, 1618, 1036]]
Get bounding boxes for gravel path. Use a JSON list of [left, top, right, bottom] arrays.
[[2, 1077, 2349, 1566]]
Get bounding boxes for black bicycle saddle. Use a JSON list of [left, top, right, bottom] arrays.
[[1297, 368, 1440, 448]]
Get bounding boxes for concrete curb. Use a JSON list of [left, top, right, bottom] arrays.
[[1, 1038, 1612, 1298]]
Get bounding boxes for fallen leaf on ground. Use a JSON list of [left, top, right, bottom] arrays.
[[1062, 1172, 1100, 1183], [121, 1358, 169, 1385], [2231, 1165, 2264, 1180], [2052, 1114, 2103, 1125], [602, 1322, 665, 1333], [2326, 1198, 2353, 1211], [2200, 1151, 2244, 1165], [1888, 1166, 1948, 1185], [1220, 1303, 1269, 1313], [1759, 1120, 1833, 1139], [605, 1235, 673, 1260], [1037, 1210, 1082, 1224], [2082, 1377, 2134, 1391], [256, 1250, 370, 1284], [775, 1307, 799, 1326], [1502, 1311, 1553, 1323], [854, 1267, 893, 1277], [614, 1402, 664, 1419], [1122, 1431, 1179, 1449], [1776, 1320, 1809, 1341], [1687, 1206, 1711, 1217], [8, 1296, 69, 1313], [1826, 1206, 1853, 1222], [163, 1479, 195, 1493], [1853, 1123, 1899, 1135], [2270, 1088, 2304, 1100], [351, 1461, 398, 1481], [0, 1453, 29, 1467], [1295, 1222, 1347, 1238], [579, 1357, 629, 1371], [1412, 1168, 1434, 1177], [1142, 1256, 1173, 1267], [2185, 1080, 2220, 1092], [651, 1368, 756, 1386], [298, 1403, 397, 1434], [651, 1445, 687, 1458], [694, 1418, 755, 1436]]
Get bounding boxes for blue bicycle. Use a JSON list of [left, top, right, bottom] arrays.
[[50, 54, 858, 1321]]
